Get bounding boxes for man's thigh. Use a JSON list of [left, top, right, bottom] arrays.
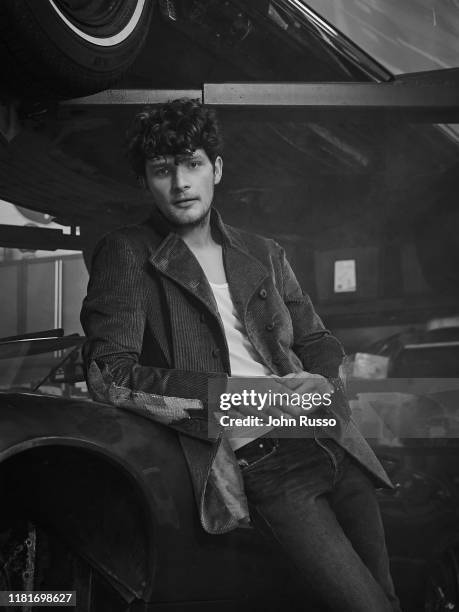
[[241, 439, 394, 612], [328, 454, 401, 612]]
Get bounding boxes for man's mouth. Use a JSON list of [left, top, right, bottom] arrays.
[[174, 197, 198, 206]]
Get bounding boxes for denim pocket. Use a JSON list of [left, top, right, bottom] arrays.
[[237, 442, 279, 473]]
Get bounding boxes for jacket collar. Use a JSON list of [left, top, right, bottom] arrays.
[[146, 206, 240, 248], [147, 207, 269, 318]]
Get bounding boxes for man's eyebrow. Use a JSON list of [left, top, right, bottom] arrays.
[[147, 151, 202, 166], [147, 156, 171, 167], [175, 150, 201, 161]]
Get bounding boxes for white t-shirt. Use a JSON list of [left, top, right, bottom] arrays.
[[210, 281, 274, 449], [209, 282, 272, 377]]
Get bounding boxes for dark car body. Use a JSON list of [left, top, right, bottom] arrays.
[[1, 330, 459, 612], [0, 339, 304, 610]]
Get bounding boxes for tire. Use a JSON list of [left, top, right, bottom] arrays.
[[0, 0, 154, 99]]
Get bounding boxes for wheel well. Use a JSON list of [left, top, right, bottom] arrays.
[[0, 444, 156, 601]]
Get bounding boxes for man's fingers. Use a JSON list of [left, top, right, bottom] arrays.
[[236, 403, 264, 418], [265, 405, 287, 420], [275, 374, 334, 396], [283, 371, 322, 379]]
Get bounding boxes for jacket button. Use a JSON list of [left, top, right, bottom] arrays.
[[265, 323, 274, 331], [259, 288, 267, 299], [212, 348, 220, 357]]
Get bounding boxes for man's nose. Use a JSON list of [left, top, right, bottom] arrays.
[[172, 166, 191, 191]]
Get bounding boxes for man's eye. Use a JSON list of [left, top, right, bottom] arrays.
[[188, 160, 202, 169], [154, 167, 169, 177]]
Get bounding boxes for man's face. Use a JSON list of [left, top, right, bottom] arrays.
[[144, 148, 223, 227]]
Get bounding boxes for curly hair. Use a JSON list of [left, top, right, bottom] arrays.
[[126, 98, 223, 177]]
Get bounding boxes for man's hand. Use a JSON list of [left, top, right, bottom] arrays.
[[281, 371, 334, 394], [267, 371, 334, 418], [224, 371, 334, 420]]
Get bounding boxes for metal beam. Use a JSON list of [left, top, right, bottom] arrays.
[[394, 67, 459, 87], [63, 80, 459, 110], [64, 89, 202, 105], [0, 225, 83, 251], [62, 73, 459, 121], [203, 76, 459, 122], [203, 79, 459, 109]]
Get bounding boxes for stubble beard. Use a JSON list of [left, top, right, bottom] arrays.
[[169, 205, 211, 230]]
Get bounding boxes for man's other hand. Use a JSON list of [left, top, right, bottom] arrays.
[[281, 371, 334, 395]]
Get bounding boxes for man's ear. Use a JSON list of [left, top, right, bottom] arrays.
[[138, 175, 147, 189], [213, 156, 223, 185]]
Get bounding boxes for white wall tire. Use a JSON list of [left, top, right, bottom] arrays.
[[1, 0, 154, 98]]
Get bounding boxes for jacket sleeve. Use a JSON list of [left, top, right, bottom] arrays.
[[80, 232, 227, 414], [279, 247, 345, 379], [278, 247, 351, 419]]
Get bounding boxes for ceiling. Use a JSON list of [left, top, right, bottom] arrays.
[[0, 0, 458, 284]]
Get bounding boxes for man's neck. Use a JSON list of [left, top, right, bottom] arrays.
[[178, 212, 216, 250]]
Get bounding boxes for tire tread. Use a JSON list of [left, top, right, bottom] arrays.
[[0, 0, 152, 99]]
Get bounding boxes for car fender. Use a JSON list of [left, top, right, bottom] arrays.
[[0, 391, 198, 602]]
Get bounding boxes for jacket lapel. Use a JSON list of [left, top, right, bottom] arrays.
[[148, 233, 220, 320], [215, 211, 270, 321], [147, 207, 270, 331], [224, 244, 269, 320]]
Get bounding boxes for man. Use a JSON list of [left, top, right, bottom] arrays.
[[81, 98, 401, 611]]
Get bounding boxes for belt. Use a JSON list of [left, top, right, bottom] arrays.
[[234, 434, 341, 469]]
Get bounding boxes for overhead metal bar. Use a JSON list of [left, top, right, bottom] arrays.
[[0, 225, 83, 251], [203, 77, 459, 109], [394, 67, 459, 87], [203, 75, 459, 122], [63, 89, 202, 105], [62, 71, 459, 121]]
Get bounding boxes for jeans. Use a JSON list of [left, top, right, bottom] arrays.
[[237, 437, 402, 612]]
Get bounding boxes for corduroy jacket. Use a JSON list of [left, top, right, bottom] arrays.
[[81, 207, 392, 534]]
